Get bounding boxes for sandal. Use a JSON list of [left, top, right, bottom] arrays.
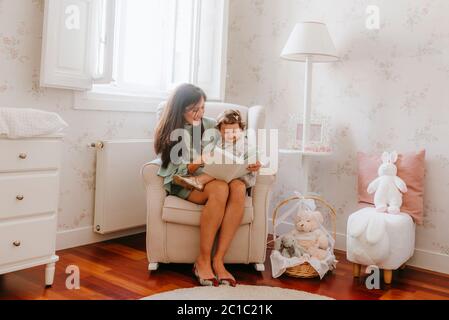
[[218, 278, 237, 287], [192, 264, 219, 287]]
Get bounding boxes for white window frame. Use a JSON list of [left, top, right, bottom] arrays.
[[73, 0, 229, 113]]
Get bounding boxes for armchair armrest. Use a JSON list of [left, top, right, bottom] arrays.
[[252, 167, 276, 208], [141, 159, 169, 264], [141, 159, 163, 188], [255, 168, 277, 186], [249, 167, 276, 264]]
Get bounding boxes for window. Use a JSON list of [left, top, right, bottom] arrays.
[[40, 0, 229, 112]]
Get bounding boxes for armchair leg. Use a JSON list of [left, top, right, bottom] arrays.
[[148, 263, 159, 271], [353, 263, 361, 278], [254, 263, 265, 272], [45, 262, 56, 287], [383, 270, 393, 284]]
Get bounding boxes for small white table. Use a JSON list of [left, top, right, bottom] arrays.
[[279, 148, 332, 194]]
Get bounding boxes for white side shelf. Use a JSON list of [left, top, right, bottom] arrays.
[[278, 148, 332, 194], [279, 149, 332, 157]]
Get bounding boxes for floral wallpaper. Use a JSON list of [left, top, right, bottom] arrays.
[[226, 0, 449, 261], [1, 0, 448, 268], [0, 0, 156, 231]]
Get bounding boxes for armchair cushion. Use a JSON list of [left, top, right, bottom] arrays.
[[162, 195, 254, 227]]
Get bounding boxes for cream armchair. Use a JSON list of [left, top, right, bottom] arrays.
[[141, 102, 276, 272]]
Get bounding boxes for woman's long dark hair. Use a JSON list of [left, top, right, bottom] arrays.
[[154, 84, 207, 168]]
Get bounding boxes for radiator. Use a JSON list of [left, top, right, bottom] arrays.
[[92, 139, 154, 234]]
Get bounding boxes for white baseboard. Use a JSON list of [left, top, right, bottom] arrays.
[[407, 248, 449, 275], [268, 219, 449, 275], [56, 225, 146, 251], [334, 232, 346, 251]]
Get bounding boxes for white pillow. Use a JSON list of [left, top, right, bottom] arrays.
[[0, 108, 68, 139]]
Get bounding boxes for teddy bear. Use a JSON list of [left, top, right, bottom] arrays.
[[274, 234, 306, 258], [289, 210, 329, 261]]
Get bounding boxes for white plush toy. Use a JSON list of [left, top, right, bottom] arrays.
[[275, 234, 305, 258], [367, 151, 408, 214], [289, 210, 329, 261]]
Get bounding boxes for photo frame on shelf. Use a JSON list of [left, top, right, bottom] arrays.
[[287, 114, 331, 153], [296, 122, 325, 144]]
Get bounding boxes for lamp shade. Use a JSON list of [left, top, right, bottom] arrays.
[[281, 22, 338, 63]]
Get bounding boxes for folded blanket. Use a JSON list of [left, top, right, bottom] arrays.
[[0, 108, 68, 139]]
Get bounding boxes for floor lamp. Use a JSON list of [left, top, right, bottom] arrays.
[[281, 22, 339, 152]]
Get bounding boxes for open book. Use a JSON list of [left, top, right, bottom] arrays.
[[202, 145, 258, 183]]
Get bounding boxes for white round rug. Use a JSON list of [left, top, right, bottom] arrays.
[[142, 285, 333, 300]]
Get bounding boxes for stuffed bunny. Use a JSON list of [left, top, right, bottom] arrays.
[[367, 151, 408, 214]]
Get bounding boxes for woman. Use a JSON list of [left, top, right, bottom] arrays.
[[154, 84, 261, 287]]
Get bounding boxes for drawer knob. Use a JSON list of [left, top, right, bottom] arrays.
[[13, 241, 21, 247], [16, 195, 24, 201], [18, 153, 27, 160]]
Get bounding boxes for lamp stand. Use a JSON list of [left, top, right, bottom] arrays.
[[302, 56, 313, 152]]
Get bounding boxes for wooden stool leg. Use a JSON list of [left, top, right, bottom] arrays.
[[384, 269, 393, 284], [353, 263, 361, 278]]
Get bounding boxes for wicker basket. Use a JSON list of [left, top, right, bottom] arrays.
[[272, 194, 337, 278]]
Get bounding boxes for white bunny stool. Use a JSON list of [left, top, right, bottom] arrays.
[[346, 207, 415, 284], [347, 151, 416, 284]]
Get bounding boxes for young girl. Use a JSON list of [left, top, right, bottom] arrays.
[[173, 109, 257, 192]]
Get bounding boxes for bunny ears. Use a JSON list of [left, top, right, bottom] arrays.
[[381, 151, 398, 164]]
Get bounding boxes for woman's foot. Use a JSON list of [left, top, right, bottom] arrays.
[[173, 175, 205, 192], [193, 258, 218, 287], [213, 258, 236, 287]]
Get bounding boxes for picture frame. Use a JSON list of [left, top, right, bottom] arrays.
[[286, 113, 331, 152], [296, 122, 325, 144]]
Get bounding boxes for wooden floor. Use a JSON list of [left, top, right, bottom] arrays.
[[1, 233, 448, 300]]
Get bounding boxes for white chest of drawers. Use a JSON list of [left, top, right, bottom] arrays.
[[0, 135, 62, 286]]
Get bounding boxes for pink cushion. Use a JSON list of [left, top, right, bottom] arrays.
[[357, 150, 426, 225]]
